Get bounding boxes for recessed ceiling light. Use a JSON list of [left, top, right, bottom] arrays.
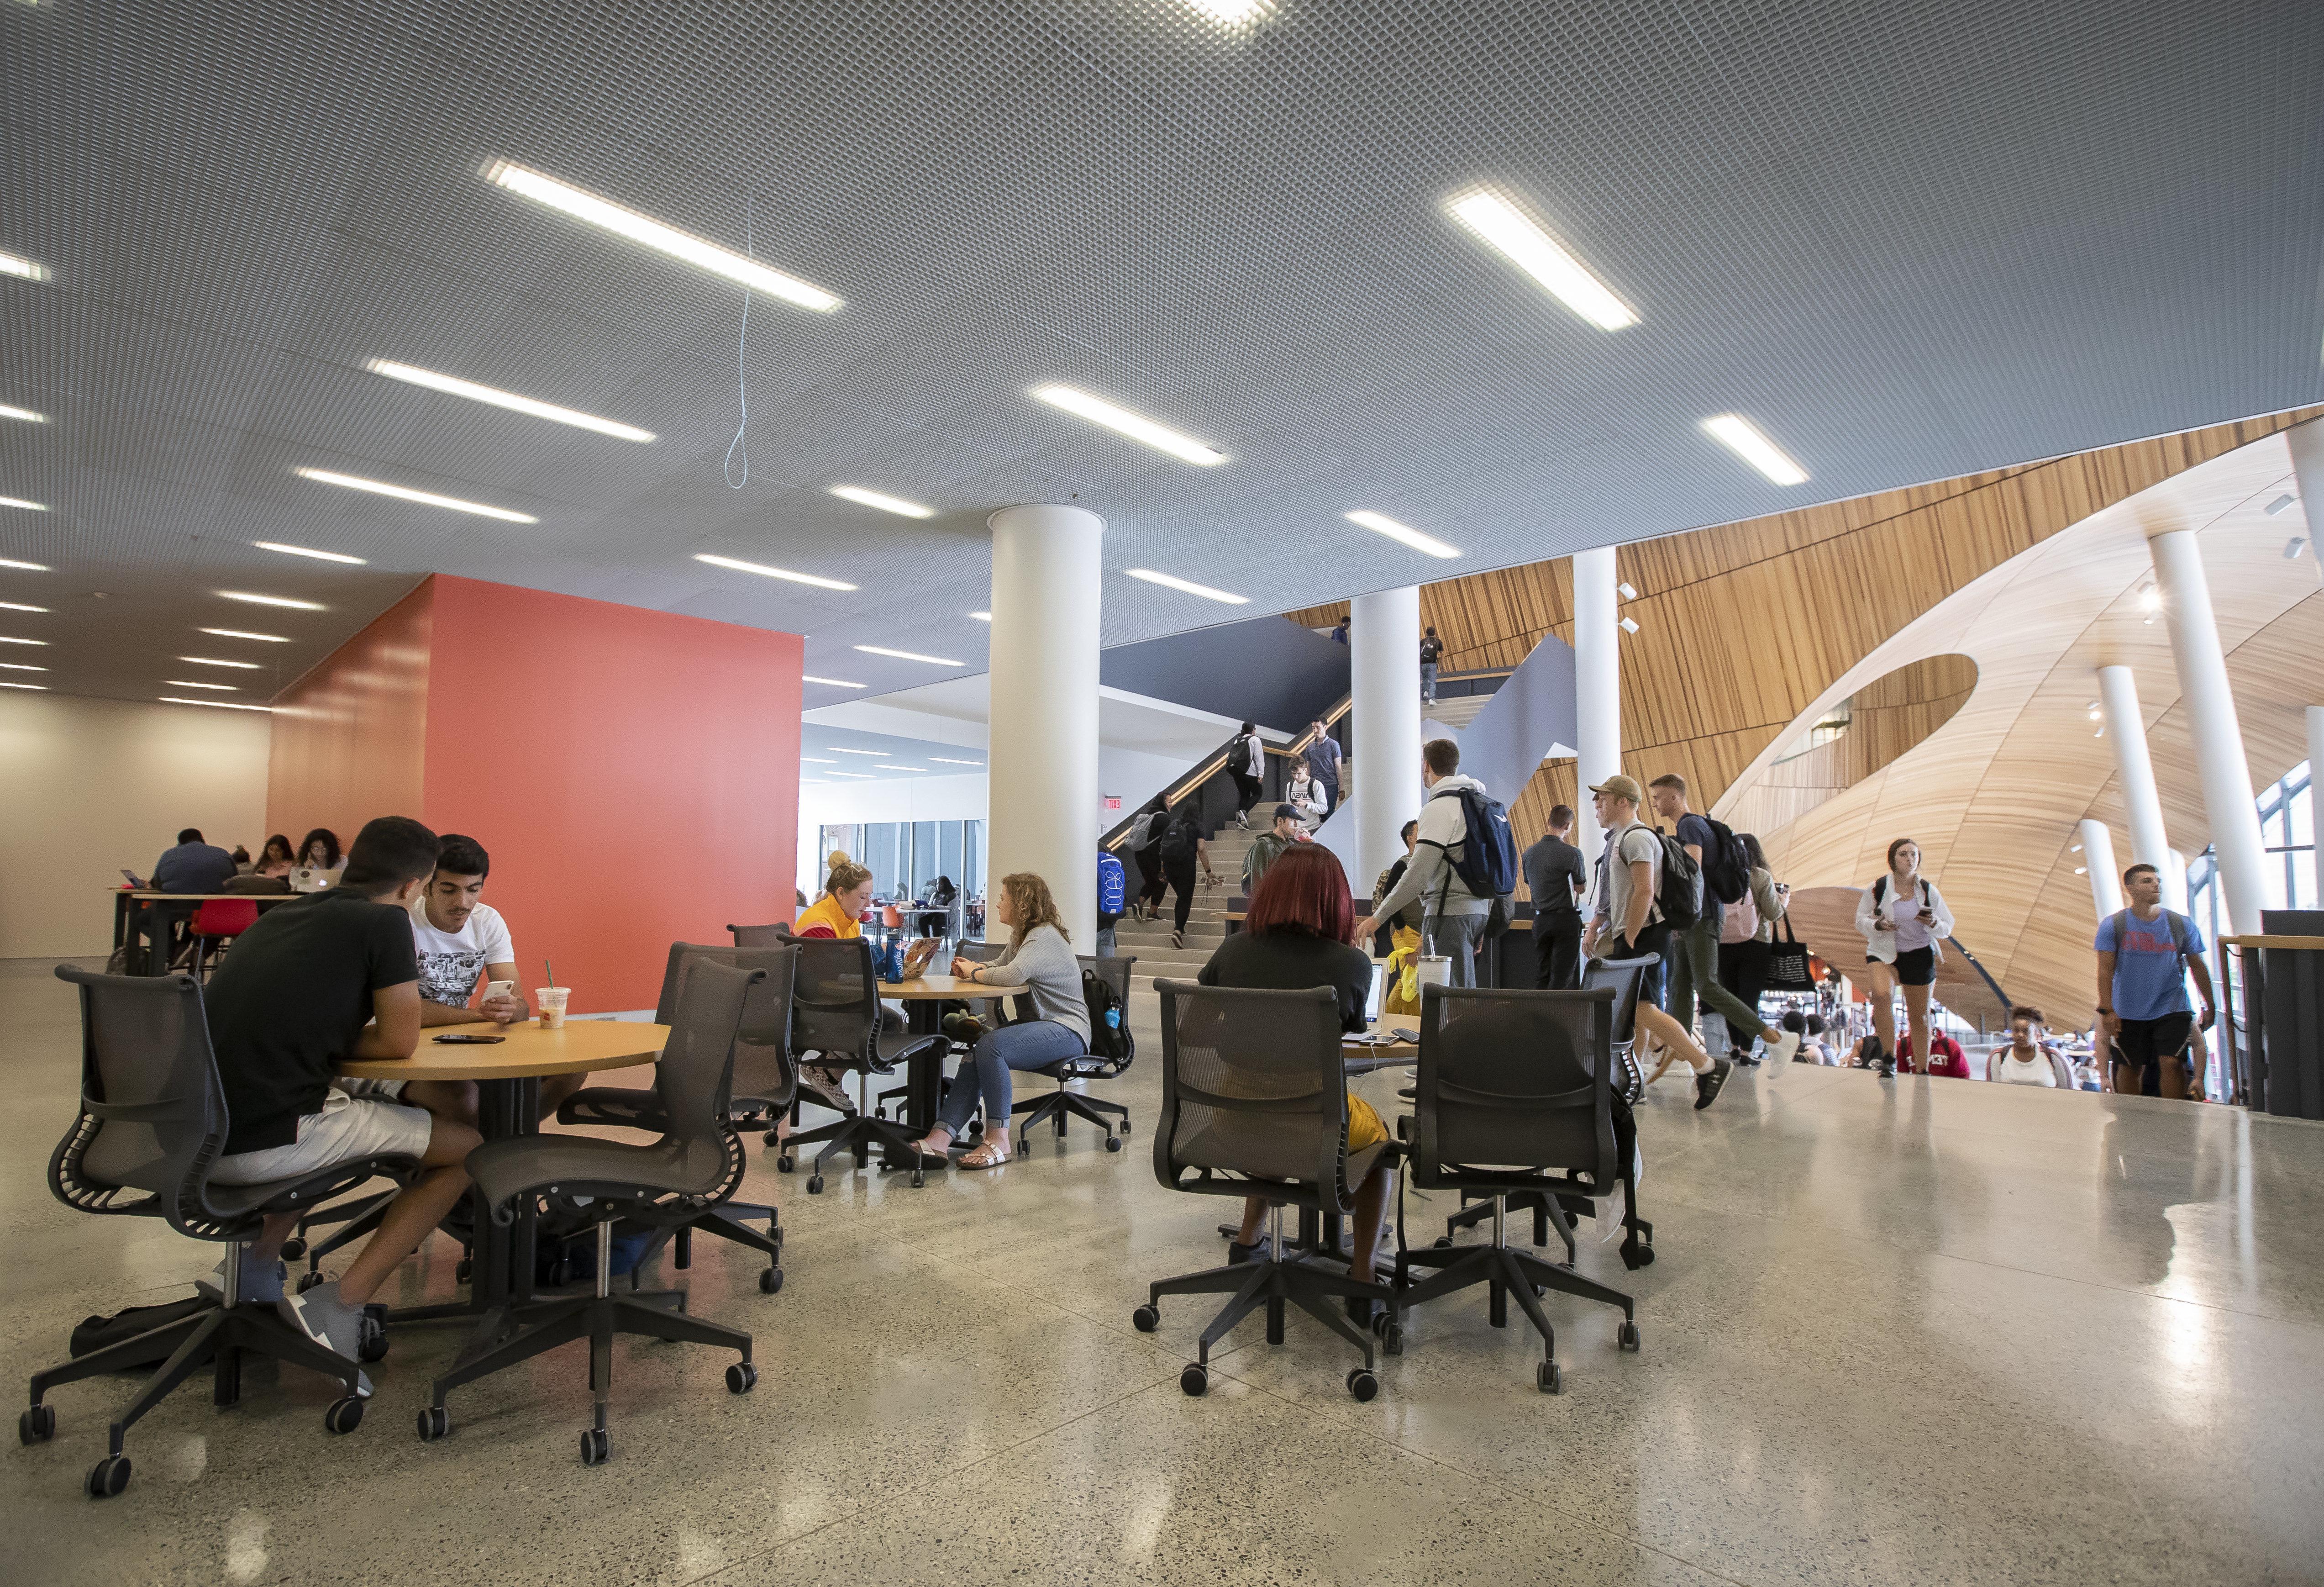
[[200, 627, 289, 643], [0, 252, 49, 282], [1618, 616, 1640, 634], [294, 467, 537, 523], [160, 696, 272, 712], [800, 756, 837, 764], [875, 765, 925, 772], [1178, 0, 1274, 22], [802, 675, 866, 688], [218, 591, 326, 610], [255, 541, 367, 565], [2137, 586, 2162, 612], [1124, 568, 1248, 605], [0, 557, 47, 571], [0, 680, 46, 690], [828, 485, 932, 519], [2074, 866, 2087, 875], [181, 655, 261, 669], [366, 360, 655, 442], [486, 162, 840, 312], [1700, 414, 1809, 486], [2265, 494, 2297, 516], [967, 611, 992, 622], [1032, 385, 1225, 466], [1446, 189, 1637, 332], [853, 644, 966, 666], [825, 770, 874, 779], [825, 747, 888, 755], [164, 680, 237, 691], [930, 756, 984, 766], [0, 404, 44, 424], [2285, 537, 2308, 560], [0, 600, 46, 612], [1344, 511, 1458, 559], [0, 661, 45, 671], [692, 553, 857, 592], [1617, 581, 1639, 601], [0, 634, 48, 646], [0, 496, 47, 511]]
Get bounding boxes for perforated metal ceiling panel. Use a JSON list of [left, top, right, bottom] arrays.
[[1, 0, 2319, 706]]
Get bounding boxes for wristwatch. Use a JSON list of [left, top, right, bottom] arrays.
[[2095, 1007, 2112, 1016]]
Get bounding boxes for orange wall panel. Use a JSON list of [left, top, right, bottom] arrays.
[[266, 580, 433, 847], [419, 576, 802, 1014]]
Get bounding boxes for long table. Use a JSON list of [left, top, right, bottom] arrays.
[[106, 889, 299, 975]]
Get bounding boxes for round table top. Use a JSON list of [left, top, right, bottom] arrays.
[[879, 974, 977, 1000], [338, 1019, 668, 1082]]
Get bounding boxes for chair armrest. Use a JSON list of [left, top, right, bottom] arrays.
[[555, 1086, 666, 1131]]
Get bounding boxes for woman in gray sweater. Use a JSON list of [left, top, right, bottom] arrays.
[[906, 871, 1089, 1169]]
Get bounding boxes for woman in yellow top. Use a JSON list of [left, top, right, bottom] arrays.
[[795, 860, 874, 940]]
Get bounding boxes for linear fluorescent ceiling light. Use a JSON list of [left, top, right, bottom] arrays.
[[1125, 568, 1248, 605], [1344, 510, 1458, 559], [967, 611, 992, 622], [1700, 414, 1809, 486], [181, 655, 260, 669], [0, 680, 45, 690], [825, 770, 874, 779], [200, 627, 289, 643], [1032, 385, 1225, 466], [165, 680, 238, 691], [161, 696, 272, 712], [0, 496, 46, 511], [930, 756, 984, 766], [801, 675, 865, 688], [854, 644, 965, 666], [0, 404, 44, 423], [0, 252, 48, 282], [828, 485, 931, 519], [692, 552, 857, 591], [0, 661, 46, 671], [875, 765, 925, 772], [1446, 190, 1637, 332], [366, 360, 654, 442], [0, 556, 47, 571], [800, 756, 837, 764], [255, 541, 367, 565], [825, 747, 887, 755], [1180, 0, 1275, 22], [486, 163, 840, 313], [219, 590, 325, 610], [0, 600, 46, 612], [0, 634, 48, 645], [294, 467, 537, 523]]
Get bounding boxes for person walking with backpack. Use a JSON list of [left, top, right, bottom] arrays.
[[2095, 861, 2214, 1098], [1095, 847, 1126, 955], [1853, 837, 1956, 1077], [1419, 627, 1444, 704], [1125, 800, 1170, 921], [1352, 738, 1509, 989], [1715, 832, 1789, 1064], [1229, 722, 1265, 828], [1158, 802, 1219, 950], [1648, 776, 1801, 1067]]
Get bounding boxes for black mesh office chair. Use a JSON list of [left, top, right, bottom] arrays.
[[1391, 983, 1642, 1393], [728, 923, 787, 948], [417, 958, 763, 1465], [1439, 951, 1657, 1258], [555, 943, 796, 1292], [876, 937, 1007, 1127], [776, 934, 946, 1191], [1131, 980, 1395, 1402], [1010, 954, 1136, 1152], [24, 969, 415, 1497]]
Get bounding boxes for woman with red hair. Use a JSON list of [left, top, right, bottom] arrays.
[[1196, 843, 1393, 1299]]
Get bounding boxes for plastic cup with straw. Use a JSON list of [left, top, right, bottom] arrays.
[[537, 957, 568, 1030]]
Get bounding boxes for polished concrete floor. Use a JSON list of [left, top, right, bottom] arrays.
[[5, 955, 2322, 1586]]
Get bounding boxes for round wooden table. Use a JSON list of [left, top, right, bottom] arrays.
[[877, 976, 980, 1135], [338, 1019, 667, 1349]]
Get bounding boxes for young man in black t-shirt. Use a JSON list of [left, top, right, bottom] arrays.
[[204, 816, 481, 1373]]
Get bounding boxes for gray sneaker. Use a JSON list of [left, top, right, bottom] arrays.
[[277, 1280, 373, 1397], [199, 1250, 286, 1305]]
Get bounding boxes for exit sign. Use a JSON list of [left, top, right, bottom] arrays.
[[1103, 796, 1123, 812]]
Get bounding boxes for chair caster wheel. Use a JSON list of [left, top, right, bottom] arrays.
[[806, 1176, 824, 1195], [580, 1427, 609, 1466], [1179, 1363, 1208, 1397], [1119, 1119, 1132, 1135], [1346, 1368, 1379, 1402], [456, 1259, 474, 1283], [1618, 1320, 1640, 1352], [280, 1237, 306, 1261], [324, 1395, 365, 1434], [20, 1404, 56, 1444], [777, 1154, 795, 1173], [417, 1406, 449, 1442], [296, 1270, 326, 1294], [762, 1130, 782, 1148], [85, 1454, 131, 1498], [758, 1266, 784, 1294], [357, 1315, 389, 1363], [1104, 1135, 1122, 1152], [1433, 1236, 1453, 1249], [1537, 1360, 1562, 1394], [726, 1361, 758, 1394], [1132, 1305, 1159, 1333], [1382, 1323, 1404, 1356]]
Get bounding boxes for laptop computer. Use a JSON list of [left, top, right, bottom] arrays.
[[1364, 961, 1386, 1023], [120, 869, 146, 889]]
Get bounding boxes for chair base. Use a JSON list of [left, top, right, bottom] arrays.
[[1011, 1080, 1128, 1151], [1397, 1200, 1634, 1388], [1140, 1212, 1393, 1398], [1445, 1189, 1578, 1262], [633, 1202, 783, 1289]]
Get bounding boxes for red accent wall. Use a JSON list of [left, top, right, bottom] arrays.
[[266, 580, 433, 849], [269, 575, 803, 1014]]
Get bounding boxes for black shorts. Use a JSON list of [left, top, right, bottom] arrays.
[[2112, 1012, 2194, 1073], [1867, 946, 1937, 987]]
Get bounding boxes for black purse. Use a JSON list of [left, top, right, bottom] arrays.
[[1762, 914, 1814, 992]]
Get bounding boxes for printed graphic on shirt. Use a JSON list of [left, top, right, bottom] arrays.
[[408, 902, 513, 1010]]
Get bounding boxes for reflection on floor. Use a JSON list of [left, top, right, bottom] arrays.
[[3, 955, 2320, 1585]]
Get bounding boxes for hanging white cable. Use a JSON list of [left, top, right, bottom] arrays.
[[724, 193, 752, 488]]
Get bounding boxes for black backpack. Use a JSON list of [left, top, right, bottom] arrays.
[[1082, 967, 1135, 1067], [1697, 817, 1752, 906], [1159, 813, 1200, 865], [1650, 828, 1702, 928]]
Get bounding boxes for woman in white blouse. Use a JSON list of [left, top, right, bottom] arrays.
[[1853, 838, 1955, 1076]]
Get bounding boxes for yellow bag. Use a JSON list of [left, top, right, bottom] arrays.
[[1384, 926, 1423, 1015]]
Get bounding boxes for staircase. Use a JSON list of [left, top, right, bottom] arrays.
[[1110, 819, 1263, 989]]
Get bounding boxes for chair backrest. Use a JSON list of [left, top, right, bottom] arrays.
[[1408, 984, 1621, 1196], [729, 923, 788, 948], [1078, 952, 1136, 1003], [656, 943, 799, 1107], [1985, 1045, 2077, 1088], [1151, 978, 1358, 1210], [192, 899, 259, 937], [1580, 952, 1656, 1047], [652, 957, 763, 1170], [49, 966, 228, 1235], [775, 932, 881, 1066]]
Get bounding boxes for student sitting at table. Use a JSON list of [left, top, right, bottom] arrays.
[[784, 859, 900, 1125], [904, 870, 1089, 1170], [202, 815, 482, 1373], [1194, 843, 1394, 1297], [292, 827, 345, 891], [256, 833, 297, 879], [152, 827, 238, 894]]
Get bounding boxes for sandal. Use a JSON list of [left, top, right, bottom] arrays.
[[958, 1139, 1012, 1170]]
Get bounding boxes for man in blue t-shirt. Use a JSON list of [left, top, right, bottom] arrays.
[[2093, 862, 2214, 1099]]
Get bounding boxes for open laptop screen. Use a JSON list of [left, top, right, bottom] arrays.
[[1364, 961, 1386, 1023]]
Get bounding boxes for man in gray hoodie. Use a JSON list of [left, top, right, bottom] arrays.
[[1354, 738, 1493, 988]]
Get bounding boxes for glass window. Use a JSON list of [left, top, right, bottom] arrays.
[[938, 821, 964, 890]]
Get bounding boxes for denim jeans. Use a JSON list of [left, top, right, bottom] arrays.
[[937, 1018, 1088, 1135]]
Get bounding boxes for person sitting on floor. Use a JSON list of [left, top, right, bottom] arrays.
[[202, 815, 482, 1373]]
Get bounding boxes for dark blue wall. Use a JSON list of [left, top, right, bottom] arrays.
[[1101, 615, 1350, 731]]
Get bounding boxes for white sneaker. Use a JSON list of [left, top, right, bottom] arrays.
[[1766, 1030, 1802, 1065]]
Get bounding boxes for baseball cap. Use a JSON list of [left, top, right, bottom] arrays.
[[1274, 803, 1299, 822], [1588, 773, 1645, 804]]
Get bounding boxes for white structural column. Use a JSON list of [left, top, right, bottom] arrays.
[[2148, 527, 2269, 937], [985, 504, 1104, 947], [1572, 547, 1621, 867], [2310, 706, 2324, 905], [2288, 416, 2324, 576], [2097, 664, 2173, 881], [1351, 585, 1424, 891], [2077, 818, 2125, 921]]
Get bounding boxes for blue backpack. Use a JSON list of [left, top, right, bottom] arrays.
[[1096, 851, 1126, 920], [1428, 783, 1519, 903]]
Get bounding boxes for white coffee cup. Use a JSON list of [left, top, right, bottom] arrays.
[[536, 987, 570, 1030], [1416, 956, 1451, 990]]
